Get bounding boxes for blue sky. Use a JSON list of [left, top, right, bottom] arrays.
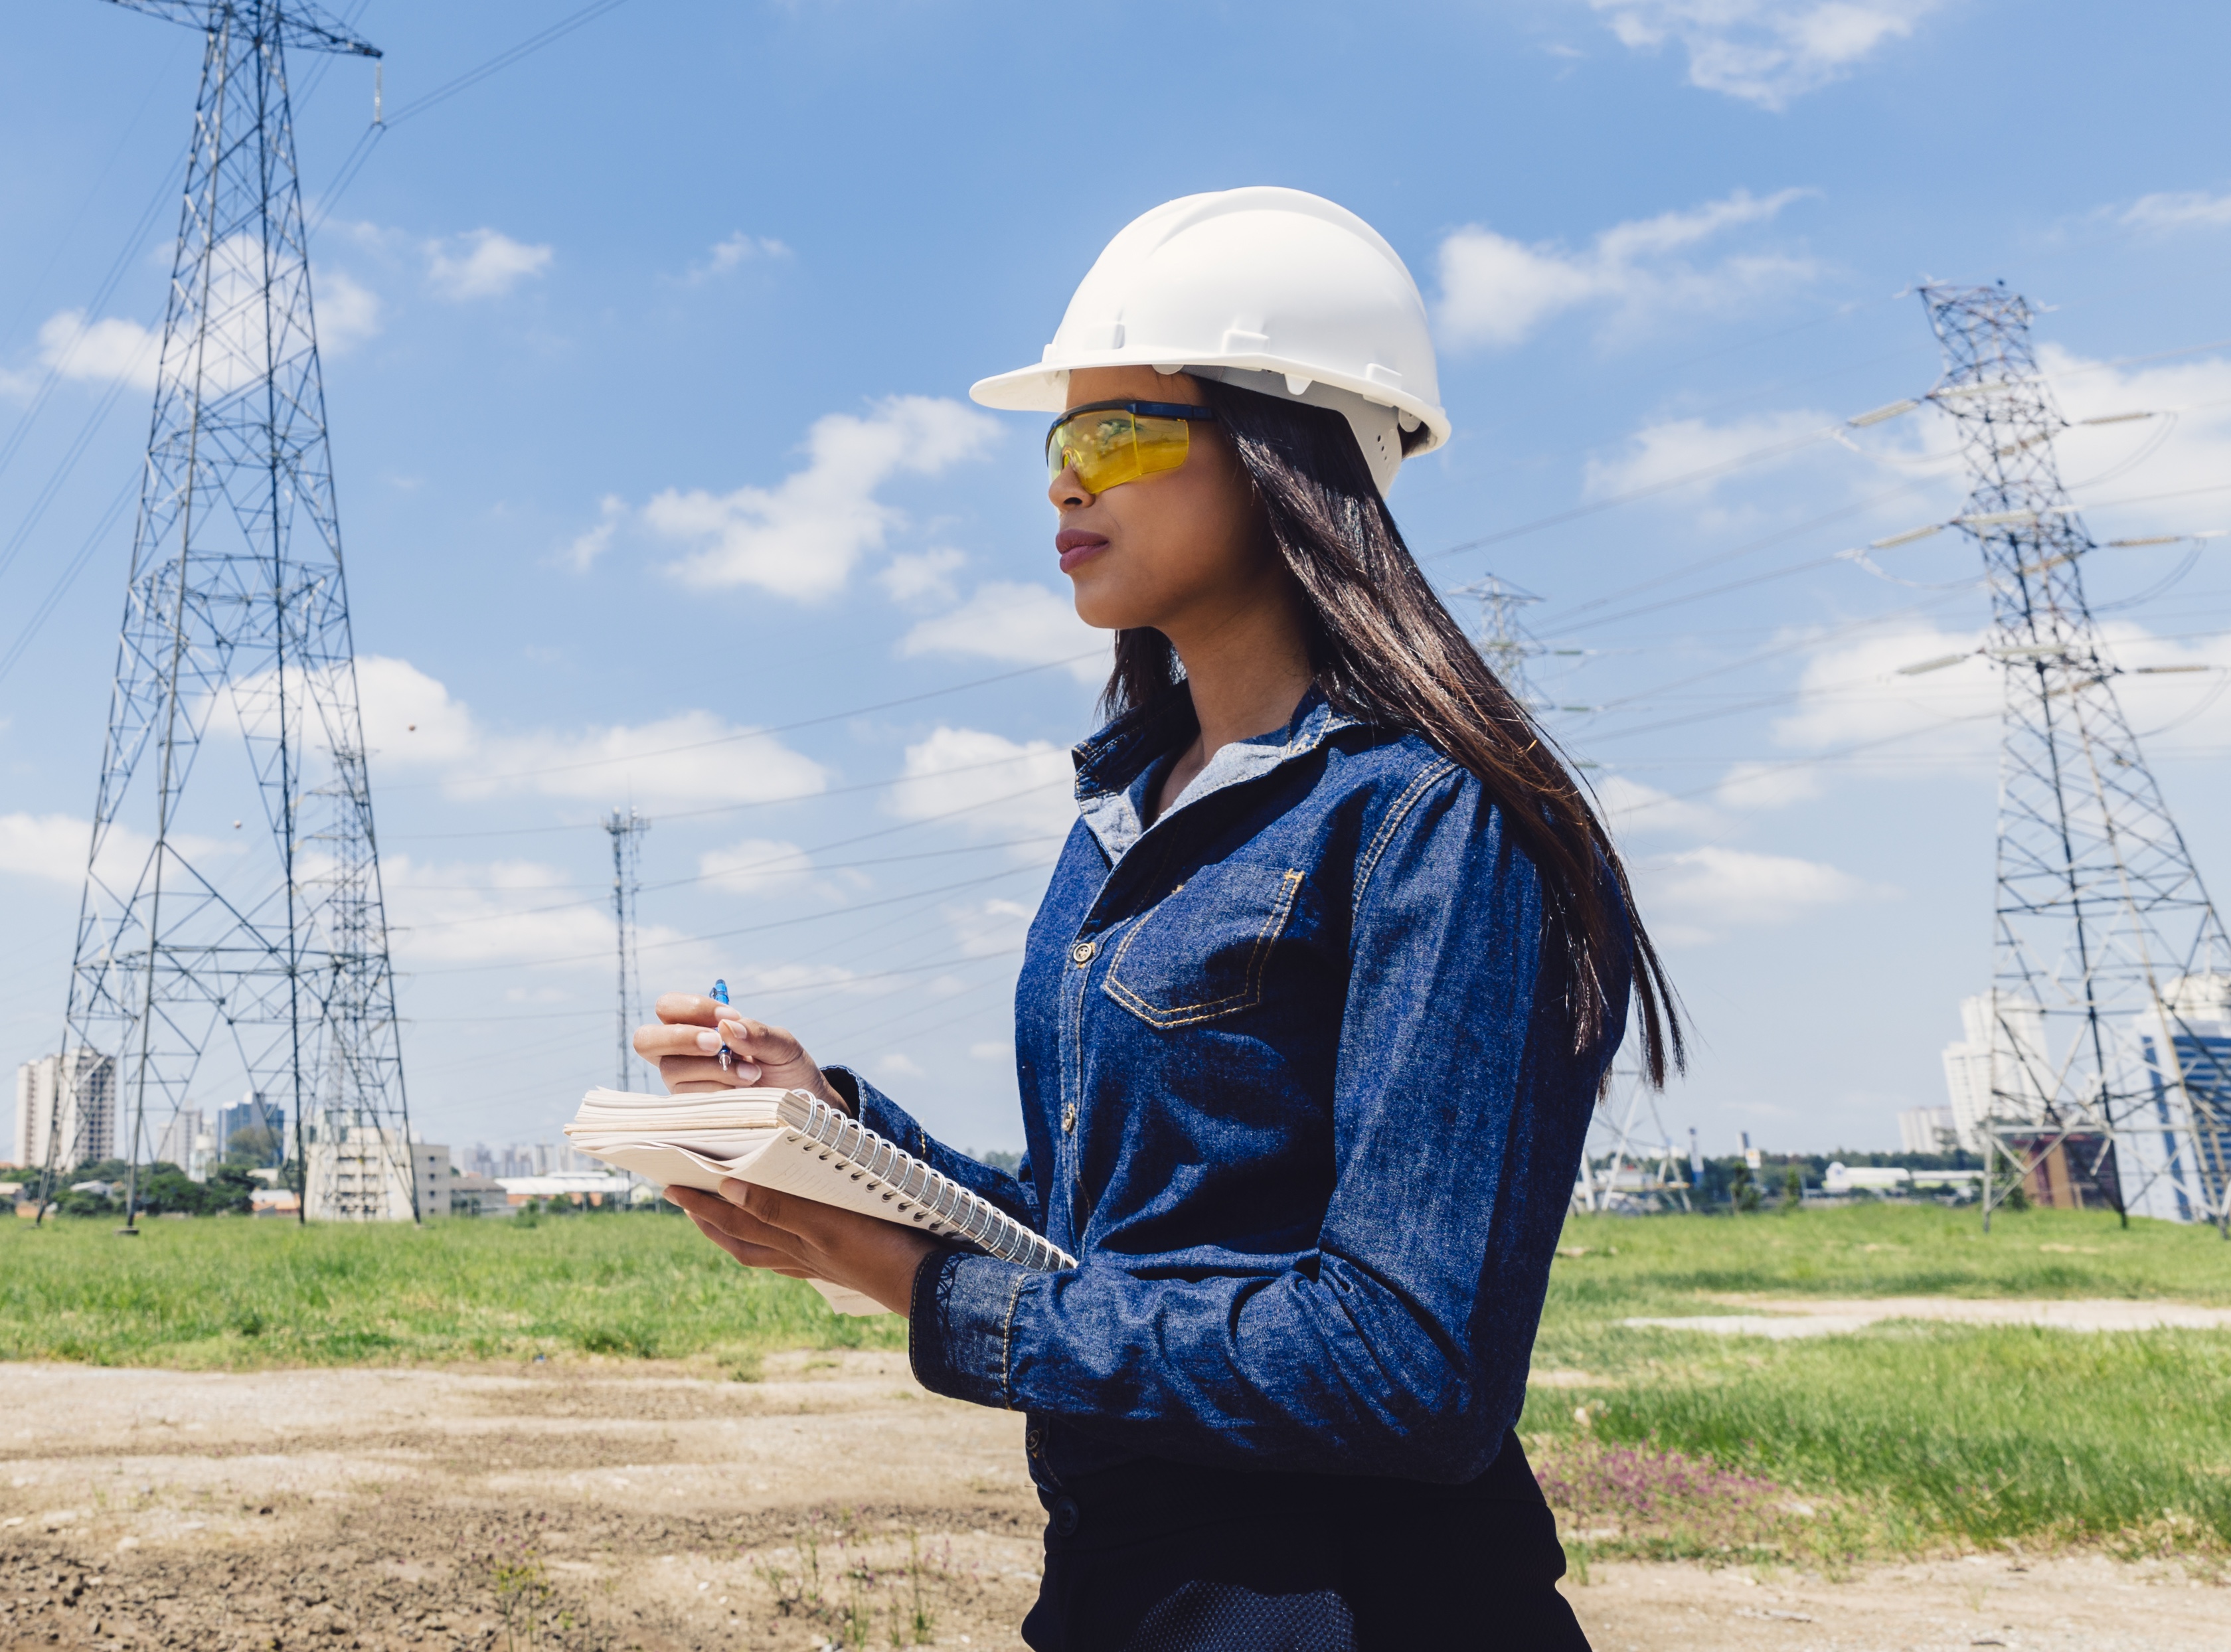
[[7, 0, 2231, 1161]]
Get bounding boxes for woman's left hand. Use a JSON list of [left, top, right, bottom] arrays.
[[667, 1179, 940, 1318]]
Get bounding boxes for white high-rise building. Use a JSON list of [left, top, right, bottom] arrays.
[[13, 1050, 118, 1175], [304, 1127, 450, 1221], [2126, 973, 2231, 1225], [1940, 993, 2049, 1151], [155, 1108, 219, 1181], [1898, 1106, 1957, 1154]]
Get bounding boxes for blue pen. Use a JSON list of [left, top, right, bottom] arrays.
[[710, 979, 732, 1072]]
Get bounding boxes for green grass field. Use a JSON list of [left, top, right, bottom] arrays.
[[1525, 1204, 2231, 1563], [3, 1200, 2227, 1560], [0, 1210, 902, 1372]]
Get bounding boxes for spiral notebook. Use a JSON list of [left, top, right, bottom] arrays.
[[564, 1086, 1074, 1315]]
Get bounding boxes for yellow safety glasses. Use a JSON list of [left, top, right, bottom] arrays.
[[1044, 400, 1216, 493]]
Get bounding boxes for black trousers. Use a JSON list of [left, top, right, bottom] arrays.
[[1022, 1431, 1589, 1651]]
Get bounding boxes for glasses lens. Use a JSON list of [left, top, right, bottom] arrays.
[[1046, 408, 1193, 492], [1048, 408, 1138, 490]]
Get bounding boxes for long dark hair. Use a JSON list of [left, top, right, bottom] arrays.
[[1104, 378, 1683, 1086]]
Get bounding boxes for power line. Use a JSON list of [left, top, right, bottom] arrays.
[[376, 649, 1099, 793], [400, 859, 1060, 977]]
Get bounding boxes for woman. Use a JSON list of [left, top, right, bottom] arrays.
[[639, 188, 1679, 1650]]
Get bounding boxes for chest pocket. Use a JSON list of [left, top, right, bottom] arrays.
[[1102, 863, 1305, 1030]]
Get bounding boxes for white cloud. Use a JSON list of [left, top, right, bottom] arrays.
[[873, 1053, 926, 1080], [1768, 616, 2231, 759], [969, 1038, 1013, 1062], [2117, 192, 2231, 234], [382, 853, 625, 967], [1, 309, 162, 395], [0, 812, 100, 884], [877, 548, 967, 606], [2040, 344, 2231, 540], [1584, 406, 1839, 502], [1592, 773, 1726, 839], [2, 244, 380, 399], [348, 654, 829, 808], [1437, 189, 1815, 349], [0, 812, 232, 888], [644, 396, 999, 600], [1583, 0, 1940, 110], [685, 232, 792, 282], [1637, 844, 1883, 940], [887, 726, 1076, 845], [425, 229, 553, 300], [1713, 760, 1826, 809], [945, 897, 1036, 959], [898, 582, 1111, 685], [314, 266, 381, 351], [697, 837, 814, 896], [565, 495, 627, 572]]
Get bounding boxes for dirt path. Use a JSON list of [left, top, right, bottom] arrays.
[[1625, 1296, 2231, 1339], [1, 1357, 2224, 1650]]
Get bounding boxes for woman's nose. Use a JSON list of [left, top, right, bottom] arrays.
[[1048, 463, 1094, 509]]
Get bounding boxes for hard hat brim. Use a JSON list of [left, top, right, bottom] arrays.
[[971, 355, 1450, 459]]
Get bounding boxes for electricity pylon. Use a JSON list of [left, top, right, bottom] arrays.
[[1573, 1046, 1691, 1214], [1452, 574, 1546, 708], [44, 1, 412, 1225], [604, 807, 649, 1090], [1921, 283, 2231, 1234]]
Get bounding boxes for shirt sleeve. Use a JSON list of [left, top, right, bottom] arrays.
[[821, 1064, 1044, 1235], [905, 774, 1623, 1483]]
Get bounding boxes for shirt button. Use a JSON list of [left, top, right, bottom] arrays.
[[1050, 1496, 1080, 1538], [1026, 1424, 1045, 1455], [1061, 1104, 1077, 1135], [1070, 939, 1097, 965]]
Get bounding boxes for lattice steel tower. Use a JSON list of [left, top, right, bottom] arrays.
[[46, 1, 412, 1224], [1922, 283, 2231, 1233], [1453, 573, 1546, 708]]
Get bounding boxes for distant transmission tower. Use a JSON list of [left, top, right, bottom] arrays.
[[604, 807, 649, 1090], [1573, 1046, 1691, 1214], [1922, 283, 2231, 1235], [43, 2, 410, 1226], [1453, 573, 1546, 708]]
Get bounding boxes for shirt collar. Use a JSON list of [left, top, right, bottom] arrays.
[[1070, 683, 1362, 863]]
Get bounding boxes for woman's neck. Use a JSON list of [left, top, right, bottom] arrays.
[[1151, 580, 1315, 820]]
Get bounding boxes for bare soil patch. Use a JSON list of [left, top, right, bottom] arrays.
[[1623, 1297, 2231, 1339], [2, 1357, 2224, 1650]]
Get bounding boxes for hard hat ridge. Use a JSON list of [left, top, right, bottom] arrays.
[[972, 187, 1450, 495]]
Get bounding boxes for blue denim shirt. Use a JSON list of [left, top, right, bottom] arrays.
[[833, 687, 1625, 1493]]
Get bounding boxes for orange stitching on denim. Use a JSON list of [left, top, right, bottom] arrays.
[[996, 1269, 1029, 1409], [1102, 867, 1305, 1028], [1355, 758, 1457, 918]]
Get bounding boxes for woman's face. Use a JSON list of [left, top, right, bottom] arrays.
[[1048, 367, 1278, 636]]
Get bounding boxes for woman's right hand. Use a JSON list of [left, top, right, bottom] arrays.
[[629, 992, 850, 1111]]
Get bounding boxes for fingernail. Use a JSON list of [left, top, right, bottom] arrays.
[[696, 1030, 722, 1052], [718, 1178, 750, 1207], [719, 1020, 747, 1042], [733, 1061, 762, 1083]]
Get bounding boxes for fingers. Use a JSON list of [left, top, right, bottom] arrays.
[[681, 1208, 811, 1277], [669, 1186, 806, 1264], [652, 992, 726, 1028]]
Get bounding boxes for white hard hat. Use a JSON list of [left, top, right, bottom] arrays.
[[972, 186, 1450, 497]]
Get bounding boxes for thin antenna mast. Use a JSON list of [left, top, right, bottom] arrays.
[[606, 807, 649, 1091]]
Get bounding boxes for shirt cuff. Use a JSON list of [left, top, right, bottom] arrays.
[[910, 1249, 1034, 1410]]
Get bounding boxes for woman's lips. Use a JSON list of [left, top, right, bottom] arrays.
[[1056, 531, 1110, 574]]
